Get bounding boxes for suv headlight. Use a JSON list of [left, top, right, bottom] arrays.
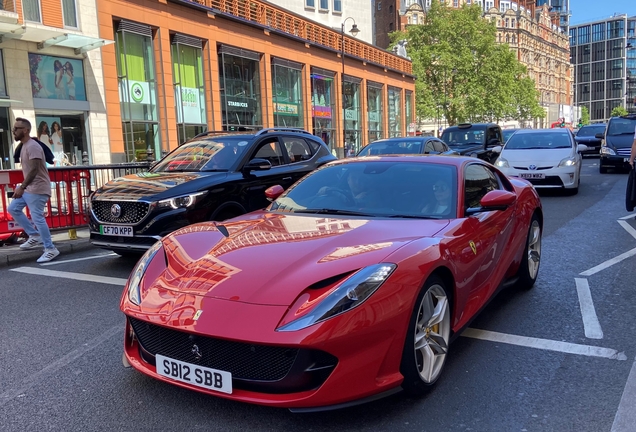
[[157, 192, 206, 209], [558, 157, 577, 167], [127, 241, 163, 305], [600, 147, 616, 156], [495, 158, 509, 168], [277, 264, 396, 331]]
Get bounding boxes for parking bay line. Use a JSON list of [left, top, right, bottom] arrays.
[[462, 328, 626, 360], [40, 253, 118, 266], [10, 267, 127, 286], [574, 278, 603, 339], [579, 247, 636, 277], [617, 220, 636, 241], [611, 356, 636, 431]]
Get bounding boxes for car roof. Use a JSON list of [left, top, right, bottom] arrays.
[[444, 123, 498, 130], [512, 128, 572, 134]]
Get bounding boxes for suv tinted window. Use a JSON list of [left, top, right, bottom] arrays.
[[442, 128, 485, 146], [282, 137, 312, 163], [464, 164, 499, 210], [607, 117, 636, 136], [254, 140, 284, 166], [152, 137, 251, 172]]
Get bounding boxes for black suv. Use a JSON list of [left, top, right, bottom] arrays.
[[440, 123, 503, 164], [598, 114, 636, 173], [89, 128, 336, 254]]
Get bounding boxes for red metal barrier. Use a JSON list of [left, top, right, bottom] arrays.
[[0, 168, 91, 240]]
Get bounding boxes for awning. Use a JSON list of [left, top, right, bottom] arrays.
[[0, 21, 113, 54]]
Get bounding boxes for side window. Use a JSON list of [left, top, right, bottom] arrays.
[[423, 140, 436, 154], [464, 164, 500, 210], [433, 140, 448, 153], [486, 127, 498, 144], [282, 137, 312, 163], [253, 140, 285, 167]]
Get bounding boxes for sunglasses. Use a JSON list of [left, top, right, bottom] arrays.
[[12, 127, 26, 132], [433, 184, 449, 192]]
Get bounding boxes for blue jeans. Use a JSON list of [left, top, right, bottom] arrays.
[[8, 192, 54, 249]]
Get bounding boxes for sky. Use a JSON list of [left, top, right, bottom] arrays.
[[569, 0, 636, 25]]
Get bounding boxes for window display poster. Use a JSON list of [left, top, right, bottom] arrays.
[[29, 54, 87, 101], [35, 115, 65, 165]]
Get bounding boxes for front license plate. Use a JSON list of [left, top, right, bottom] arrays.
[[156, 354, 233, 394], [99, 225, 133, 237], [519, 173, 545, 180]]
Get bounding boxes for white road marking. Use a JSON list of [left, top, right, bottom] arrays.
[[40, 253, 117, 266], [10, 267, 127, 286], [0, 325, 121, 406], [579, 247, 636, 276], [619, 214, 636, 221], [462, 328, 626, 360], [574, 278, 603, 339], [618, 220, 636, 241], [611, 356, 636, 431]]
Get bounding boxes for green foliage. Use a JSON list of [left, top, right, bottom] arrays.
[[580, 106, 590, 125], [610, 106, 629, 117], [391, 2, 544, 126]]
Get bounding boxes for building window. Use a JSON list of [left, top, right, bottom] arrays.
[[570, 28, 577, 46], [367, 82, 383, 142], [592, 42, 605, 62], [453, 0, 458, 7], [319, 0, 328, 10], [412, 14, 418, 25], [607, 38, 624, 60], [377, 1, 381, 10], [607, 80, 623, 98], [405, 90, 413, 134], [578, 25, 590, 44], [22, 0, 41, 22], [172, 37, 207, 145], [387, 86, 402, 138], [333, 0, 342, 13], [115, 23, 161, 162], [61, 0, 78, 28], [608, 20, 625, 39], [306, 0, 315, 8], [218, 46, 262, 131], [578, 45, 591, 63], [607, 59, 623, 79], [592, 23, 605, 42], [272, 60, 304, 128], [311, 68, 336, 152], [389, 22, 393, 31], [343, 79, 361, 154], [0, 51, 7, 98]]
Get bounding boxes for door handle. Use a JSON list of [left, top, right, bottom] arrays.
[[283, 177, 292, 181]]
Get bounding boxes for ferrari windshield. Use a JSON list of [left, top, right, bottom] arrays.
[[151, 137, 251, 172], [441, 128, 485, 146], [357, 140, 425, 156], [271, 161, 458, 219], [504, 131, 573, 150]]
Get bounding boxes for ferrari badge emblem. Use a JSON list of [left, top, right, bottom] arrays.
[[193, 310, 203, 321], [469, 241, 477, 255]]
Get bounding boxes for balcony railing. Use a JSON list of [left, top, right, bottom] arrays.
[[175, 0, 413, 75]]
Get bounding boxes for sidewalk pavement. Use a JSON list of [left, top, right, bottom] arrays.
[[0, 228, 94, 267]]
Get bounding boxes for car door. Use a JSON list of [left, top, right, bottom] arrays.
[[455, 163, 516, 318], [240, 137, 296, 211], [280, 136, 317, 183]]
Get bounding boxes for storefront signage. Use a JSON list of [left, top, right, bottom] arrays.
[[312, 106, 332, 119], [368, 112, 380, 123], [345, 109, 358, 121], [274, 102, 299, 116], [175, 86, 203, 124], [29, 54, 87, 101], [225, 97, 255, 111], [119, 79, 151, 105]]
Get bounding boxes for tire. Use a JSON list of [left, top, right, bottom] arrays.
[[516, 214, 542, 290], [400, 275, 452, 396]]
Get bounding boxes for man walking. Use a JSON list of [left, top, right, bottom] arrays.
[[8, 117, 60, 263]]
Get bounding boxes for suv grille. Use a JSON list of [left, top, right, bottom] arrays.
[[129, 317, 298, 381], [91, 201, 150, 225]]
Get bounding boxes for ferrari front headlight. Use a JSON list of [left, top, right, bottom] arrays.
[[277, 264, 396, 332], [127, 241, 163, 305]]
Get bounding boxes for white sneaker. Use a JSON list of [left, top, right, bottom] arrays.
[[20, 236, 42, 249], [37, 248, 60, 263]]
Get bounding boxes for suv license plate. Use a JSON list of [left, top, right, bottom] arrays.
[[156, 354, 233, 394], [99, 225, 133, 237]]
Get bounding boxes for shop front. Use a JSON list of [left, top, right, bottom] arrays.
[[272, 58, 303, 128], [388, 86, 403, 138], [367, 81, 384, 144], [219, 45, 262, 131], [405, 90, 414, 136], [311, 68, 336, 152], [343, 76, 362, 155]]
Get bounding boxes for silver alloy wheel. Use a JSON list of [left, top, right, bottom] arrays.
[[527, 219, 541, 280], [414, 284, 451, 384]]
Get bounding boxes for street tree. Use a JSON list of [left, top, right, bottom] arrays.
[[610, 106, 629, 117], [391, 2, 543, 126], [580, 106, 590, 125]]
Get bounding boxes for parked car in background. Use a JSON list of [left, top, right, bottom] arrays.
[[494, 129, 587, 194], [89, 128, 336, 255], [574, 123, 606, 156], [598, 114, 636, 173], [356, 136, 456, 157], [502, 128, 522, 143], [440, 123, 503, 164]]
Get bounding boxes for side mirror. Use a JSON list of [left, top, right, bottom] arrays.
[[595, 133, 605, 139], [465, 190, 516, 215], [577, 144, 589, 153], [265, 185, 284, 201], [491, 145, 503, 154], [243, 158, 272, 173]]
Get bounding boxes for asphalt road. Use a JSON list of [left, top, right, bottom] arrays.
[[1, 158, 635, 432]]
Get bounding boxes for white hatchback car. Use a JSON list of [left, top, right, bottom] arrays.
[[494, 129, 588, 194]]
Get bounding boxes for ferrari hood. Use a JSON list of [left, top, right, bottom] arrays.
[[156, 213, 449, 306]]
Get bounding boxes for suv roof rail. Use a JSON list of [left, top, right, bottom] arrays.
[[255, 128, 313, 136], [193, 129, 258, 139]]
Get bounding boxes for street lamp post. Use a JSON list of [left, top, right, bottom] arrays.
[[340, 17, 359, 156]]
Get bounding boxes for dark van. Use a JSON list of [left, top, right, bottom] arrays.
[[598, 114, 636, 173]]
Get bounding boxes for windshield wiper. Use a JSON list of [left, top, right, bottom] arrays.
[[293, 209, 374, 217]]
